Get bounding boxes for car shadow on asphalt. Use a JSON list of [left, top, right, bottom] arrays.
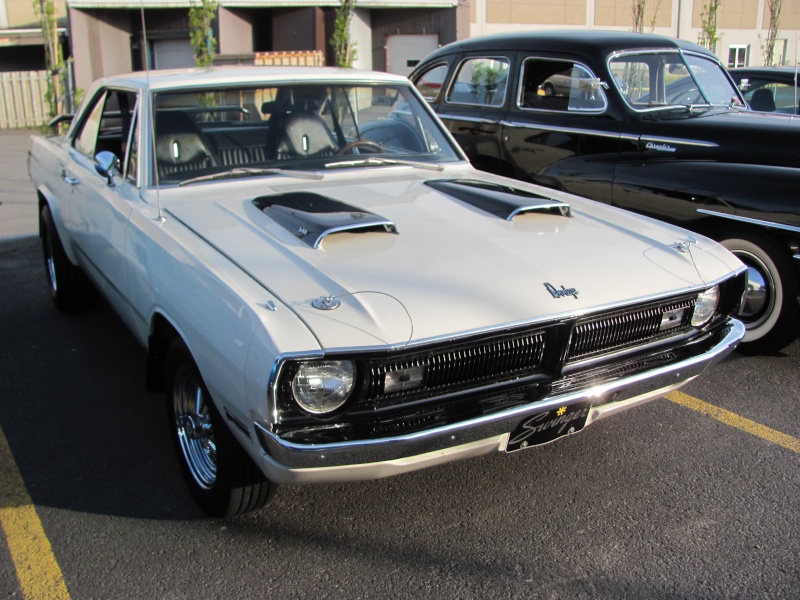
[[0, 237, 205, 520]]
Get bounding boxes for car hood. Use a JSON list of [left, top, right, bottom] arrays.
[[165, 169, 741, 351]]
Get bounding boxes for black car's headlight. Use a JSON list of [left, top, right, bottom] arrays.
[[290, 360, 355, 414], [692, 285, 720, 326]]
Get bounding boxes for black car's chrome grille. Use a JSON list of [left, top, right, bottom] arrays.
[[567, 297, 695, 362]]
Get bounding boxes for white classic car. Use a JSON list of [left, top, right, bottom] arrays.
[[29, 67, 747, 517]]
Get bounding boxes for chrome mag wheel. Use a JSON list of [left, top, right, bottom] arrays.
[[172, 364, 217, 490]]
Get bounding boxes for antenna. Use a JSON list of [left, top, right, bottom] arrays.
[[140, 2, 164, 221]]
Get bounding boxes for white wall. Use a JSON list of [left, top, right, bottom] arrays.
[[351, 7, 372, 71]]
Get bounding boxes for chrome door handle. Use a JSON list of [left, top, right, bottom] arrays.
[[61, 169, 80, 185]]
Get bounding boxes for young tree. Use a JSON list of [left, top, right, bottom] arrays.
[[331, 0, 357, 68], [33, 0, 63, 118], [632, 0, 662, 34], [698, 0, 722, 54], [762, 0, 784, 65], [189, 0, 218, 67], [632, 0, 646, 32]]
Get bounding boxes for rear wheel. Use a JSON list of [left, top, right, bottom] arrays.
[[165, 339, 273, 518], [40, 204, 97, 311], [719, 231, 799, 353]]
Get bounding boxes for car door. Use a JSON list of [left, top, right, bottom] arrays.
[[500, 57, 625, 203], [421, 53, 513, 175], [606, 50, 736, 226], [65, 88, 141, 318]]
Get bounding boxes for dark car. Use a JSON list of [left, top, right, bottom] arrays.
[[729, 66, 800, 114], [411, 30, 800, 353]]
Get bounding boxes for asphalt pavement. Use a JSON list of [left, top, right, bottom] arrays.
[[0, 128, 39, 239]]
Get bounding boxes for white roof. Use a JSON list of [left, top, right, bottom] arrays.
[[95, 66, 412, 92]]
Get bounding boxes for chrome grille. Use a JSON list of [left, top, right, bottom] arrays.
[[567, 297, 695, 361], [365, 330, 547, 404]]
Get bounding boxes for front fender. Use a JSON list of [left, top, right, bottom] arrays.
[[611, 160, 800, 234]]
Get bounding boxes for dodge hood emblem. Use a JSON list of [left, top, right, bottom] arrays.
[[544, 282, 579, 299]]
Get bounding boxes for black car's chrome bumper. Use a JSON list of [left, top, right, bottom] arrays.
[[255, 319, 744, 484]]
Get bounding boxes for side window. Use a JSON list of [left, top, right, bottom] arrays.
[[446, 57, 509, 107], [414, 63, 448, 102], [73, 92, 106, 157], [73, 89, 138, 162], [520, 59, 606, 113], [742, 81, 795, 113]]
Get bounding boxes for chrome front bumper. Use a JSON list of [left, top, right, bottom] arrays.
[[255, 319, 745, 484]]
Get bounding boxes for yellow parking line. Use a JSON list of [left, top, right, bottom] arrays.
[[666, 391, 800, 454], [0, 426, 70, 600]]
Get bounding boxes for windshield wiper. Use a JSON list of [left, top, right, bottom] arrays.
[[179, 167, 324, 186], [324, 157, 445, 172]]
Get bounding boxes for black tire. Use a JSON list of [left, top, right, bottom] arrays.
[[543, 82, 555, 97], [719, 230, 799, 353], [40, 204, 97, 311], [165, 339, 273, 518]]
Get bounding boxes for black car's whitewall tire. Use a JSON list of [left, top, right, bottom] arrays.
[[719, 231, 798, 353]]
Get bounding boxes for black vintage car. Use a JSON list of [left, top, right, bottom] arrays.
[[411, 30, 800, 353]]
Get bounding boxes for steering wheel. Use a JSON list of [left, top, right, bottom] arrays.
[[336, 139, 384, 155]]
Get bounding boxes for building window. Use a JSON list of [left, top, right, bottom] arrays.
[[770, 39, 787, 66], [728, 45, 749, 68]]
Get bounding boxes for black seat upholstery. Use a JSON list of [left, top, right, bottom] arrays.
[[155, 111, 218, 178], [272, 111, 338, 160], [749, 88, 776, 112]]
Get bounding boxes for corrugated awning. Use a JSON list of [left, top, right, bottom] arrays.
[[0, 28, 67, 47], [67, 0, 457, 9]]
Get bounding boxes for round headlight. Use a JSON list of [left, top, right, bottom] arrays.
[[692, 285, 720, 327], [291, 360, 355, 414]]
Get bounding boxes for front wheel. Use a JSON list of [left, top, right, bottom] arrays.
[[165, 339, 273, 518], [719, 231, 799, 353]]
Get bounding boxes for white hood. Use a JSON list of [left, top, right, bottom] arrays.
[[165, 169, 741, 351]]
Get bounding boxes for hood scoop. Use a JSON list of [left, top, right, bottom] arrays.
[[426, 179, 572, 220], [253, 192, 398, 248]]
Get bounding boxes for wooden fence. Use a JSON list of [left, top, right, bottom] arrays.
[[254, 50, 324, 66], [0, 70, 50, 129]]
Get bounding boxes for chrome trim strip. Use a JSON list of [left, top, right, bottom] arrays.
[[225, 409, 251, 438], [697, 209, 800, 234], [500, 120, 622, 140], [640, 136, 719, 148], [444, 114, 500, 126], [256, 320, 744, 483]]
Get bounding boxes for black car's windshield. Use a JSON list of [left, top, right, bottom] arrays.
[[609, 51, 744, 112], [152, 83, 461, 185]]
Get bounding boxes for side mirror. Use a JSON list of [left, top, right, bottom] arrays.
[[94, 151, 120, 186]]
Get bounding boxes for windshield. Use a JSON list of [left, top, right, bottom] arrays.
[[609, 51, 743, 111], [152, 83, 461, 185]]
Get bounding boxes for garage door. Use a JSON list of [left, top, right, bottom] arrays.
[[387, 34, 439, 77], [153, 39, 195, 70]]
